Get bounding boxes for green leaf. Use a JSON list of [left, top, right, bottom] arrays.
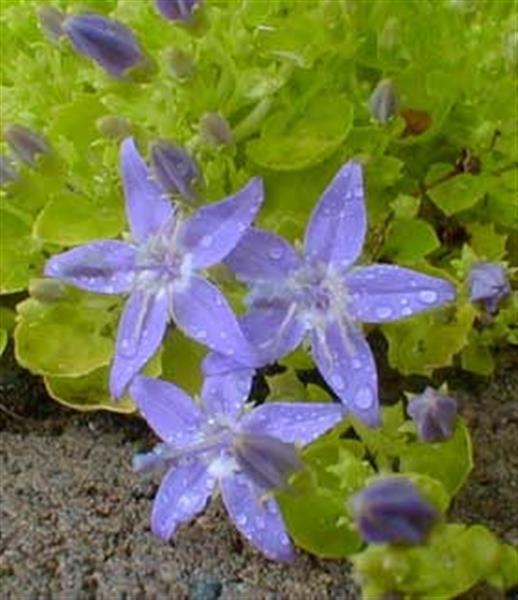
[[266, 369, 307, 402], [461, 331, 495, 376], [400, 420, 473, 495], [0, 328, 7, 357], [427, 173, 486, 215], [466, 223, 508, 261], [161, 329, 206, 397], [383, 218, 439, 264]]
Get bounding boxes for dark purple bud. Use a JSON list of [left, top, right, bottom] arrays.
[[368, 78, 398, 124], [0, 155, 18, 185], [233, 433, 303, 492], [468, 262, 510, 313], [150, 140, 201, 202], [350, 478, 437, 545], [96, 116, 132, 140], [29, 278, 66, 303], [63, 14, 144, 78], [407, 387, 457, 443], [5, 124, 50, 166], [163, 47, 194, 79], [200, 112, 233, 146], [155, 0, 201, 22], [37, 6, 66, 43]]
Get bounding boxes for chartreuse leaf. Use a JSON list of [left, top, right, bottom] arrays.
[[160, 329, 205, 397], [353, 524, 515, 600], [0, 306, 15, 358], [281, 346, 315, 371], [383, 217, 439, 264], [14, 290, 119, 377], [465, 223, 508, 261], [0, 329, 7, 357], [44, 350, 161, 413], [266, 369, 307, 402], [461, 330, 495, 376], [0, 207, 43, 293], [382, 303, 476, 376], [278, 437, 371, 558], [427, 172, 489, 216], [400, 420, 473, 495]]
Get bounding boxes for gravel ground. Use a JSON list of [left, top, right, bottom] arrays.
[[0, 348, 517, 599]]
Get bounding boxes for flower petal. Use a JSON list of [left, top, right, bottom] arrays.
[[304, 161, 366, 269], [240, 305, 305, 365], [241, 402, 344, 446], [179, 177, 264, 269], [311, 322, 380, 427], [120, 137, 174, 243], [129, 375, 204, 446], [201, 367, 254, 422], [344, 265, 456, 323], [220, 472, 295, 562], [110, 289, 169, 398], [225, 228, 301, 282], [171, 275, 257, 364], [151, 460, 215, 541], [44, 240, 136, 294]]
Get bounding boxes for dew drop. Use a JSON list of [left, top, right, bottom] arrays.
[[418, 290, 438, 304], [330, 373, 345, 390], [197, 329, 207, 339], [375, 306, 393, 319], [355, 386, 374, 409], [269, 248, 283, 260], [200, 235, 213, 248], [401, 307, 412, 316], [400, 298, 409, 306], [351, 358, 362, 370], [236, 514, 247, 526]]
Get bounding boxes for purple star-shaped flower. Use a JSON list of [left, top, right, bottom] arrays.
[[224, 161, 456, 426], [130, 370, 344, 561], [468, 262, 510, 313], [44, 137, 263, 398]]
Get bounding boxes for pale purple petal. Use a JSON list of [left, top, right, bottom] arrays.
[[129, 375, 204, 446], [304, 161, 366, 269], [240, 305, 305, 365], [241, 402, 344, 446], [120, 137, 174, 243], [221, 472, 295, 562], [311, 321, 380, 427], [171, 275, 258, 364], [44, 240, 136, 294], [344, 264, 456, 323], [201, 367, 254, 422], [201, 351, 245, 376], [110, 289, 169, 398], [225, 228, 301, 282], [179, 177, 264, 269], [151, 461, 215, 541]]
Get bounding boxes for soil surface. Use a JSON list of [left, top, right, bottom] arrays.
[[1, 349, 517, 600]]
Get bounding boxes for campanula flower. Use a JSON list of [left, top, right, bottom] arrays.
[[350, 478, 437, 544], [5, 124, 50, 166], [37, 6, 66, 43], [130, 370, 344, 561], [155, 0, 201, 22], [44, 137, 263, 398], [200, 112, 233, 146], [0, 155, 18, 185], [223, 161, 456, 426], [368, 78, 398, 124], [468, 262, 510, 313], [150, 140, 201, 202], [407, 387, 457, 442], [63, 14, 144, 78]]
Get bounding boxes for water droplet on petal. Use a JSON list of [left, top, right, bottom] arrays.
[[330, 373, 345, 390], [236, 514, 247, 526], [200, 234, 213, 248], [352, 358, 362, 370], [418, 290, 438, 304], [269, 248, 283, 260], [376, 306, 393, 319], [355, 386, 374, 409], [197, 329, 207, 339]]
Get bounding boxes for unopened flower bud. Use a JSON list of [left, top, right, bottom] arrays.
[[150, 140, 201, 202], [5, 124, 50, 166], [200, 112, 233, 146], [63, 14, 145, 78], [96, 116, 132, 140], [163, 47, 194, 79], [407, 387, 457, 443], [233, 433, 303, 492], [29, 278, 66, 303], [155, 0, 201, 22], [0, 155, 18, 185], [350, 478, 437, 544], [37, 6, 66, 43], [468, 262, 510, 313], [368, 78, 398, 124]]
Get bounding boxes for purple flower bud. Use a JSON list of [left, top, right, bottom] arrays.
[[4, 124, 50, 166], [0, 155, 18, 185], [200, 112, 233, 146], [468, 262, 510, 313], [96, 116, 132, 140], [37, 6, 66, 43], [28, 278, 66, 303], [350, 478, 437, 545], [233, 433, 303, 492], [163, 47, 194, 79], [368, 78, 398, 124], [407, 387, 457, 442], [155, 0, 201, 22], [150, 140, 201, 202], [63, 14, 144, 78]]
